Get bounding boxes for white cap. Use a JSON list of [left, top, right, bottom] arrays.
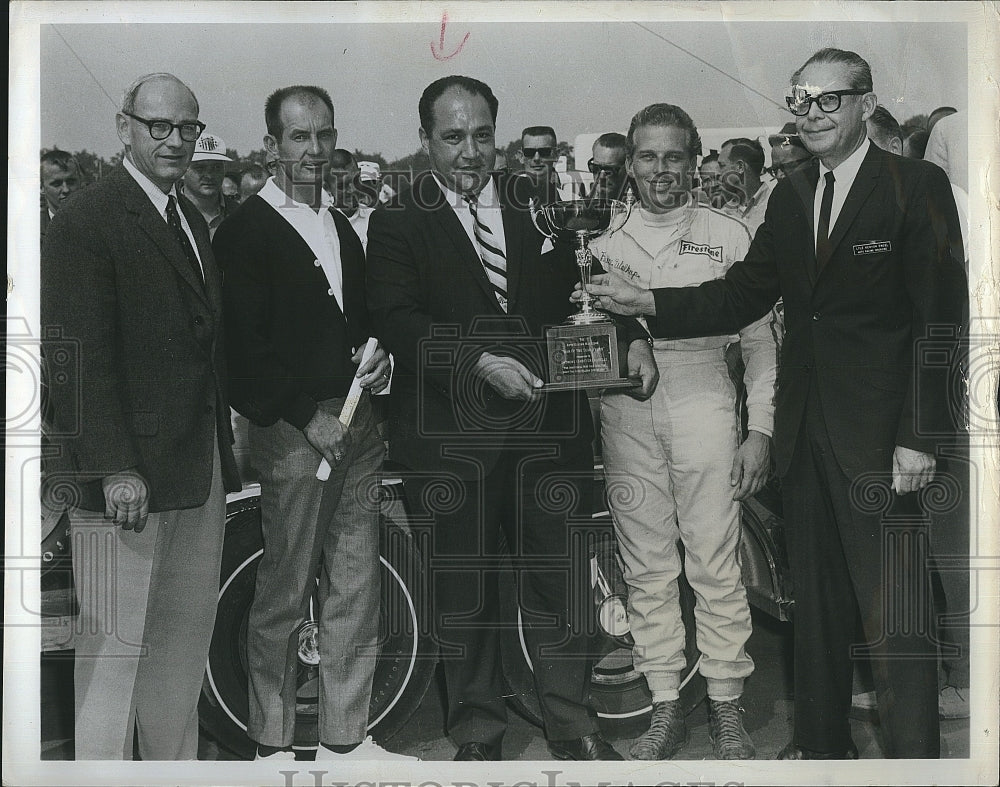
[[192, 133, 233, 162], [358, 160, 381, 182]]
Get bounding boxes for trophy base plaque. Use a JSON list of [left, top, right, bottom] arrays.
[[541, 321, 641, 392]]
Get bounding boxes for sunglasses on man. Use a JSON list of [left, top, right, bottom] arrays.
[[588, 158, 625, 176], [522, 146, 556, 160]]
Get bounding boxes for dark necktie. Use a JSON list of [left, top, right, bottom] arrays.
[[816, 171, 835, 270], [464, 195, 508, 312], [166, 194, 205, 286]]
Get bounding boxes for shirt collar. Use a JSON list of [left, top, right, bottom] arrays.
[[123, 154, 178, 214], [432, 173, 498, 209], [257, 177, 332, 213], [818, 137, 870, 184], [745, 181, 770, 212]]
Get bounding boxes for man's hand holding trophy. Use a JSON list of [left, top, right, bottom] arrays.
[[531, 188, 655, 395]]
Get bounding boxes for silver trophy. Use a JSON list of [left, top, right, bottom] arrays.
[[530, 191, 638, 390]]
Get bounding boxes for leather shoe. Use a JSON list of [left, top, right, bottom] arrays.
[[777, 741, 859, 760], [548, 732, 624, 761], [454, 741, 501, 761]]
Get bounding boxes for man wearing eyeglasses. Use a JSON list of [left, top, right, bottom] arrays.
[[515, 125, 576, 203], [766, 121, 813, 181], [41, 72, 241, 759], [579, 48, 967, 760], [587, 133, 630, 201]]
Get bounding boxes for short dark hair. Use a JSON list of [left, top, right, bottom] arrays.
[[265, 85, 335, 140], [418, 75, 498, 135], [40, 149, 80, 175], [521, 125, 557, 143], [867, 104, 903, 148], [904, 129, 930, 159], [791, 48, 873, 93], [626, 103, 702, 160], [722, 137, 758, 152], [726, 142, 765, 177], [330, 148, 356, 169], [700, 152, 718, 167], [594, 132, 627, 152], [241, 163, 268, 180]]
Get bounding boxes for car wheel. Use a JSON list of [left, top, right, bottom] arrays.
[[499, 533, 706, 733], [197, 489, 437, 758]]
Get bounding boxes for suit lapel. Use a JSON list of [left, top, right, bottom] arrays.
[[178, 195, 220, 311], [496, 174, 525, 309], [117, 170, 211, 307], [822, 143, 881, 269], [788, 161, 820, 286], [421, 173, 503, 311]]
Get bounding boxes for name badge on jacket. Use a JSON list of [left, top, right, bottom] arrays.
[[853, 240, 892, 255]]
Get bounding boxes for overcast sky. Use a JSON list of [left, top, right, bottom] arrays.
[[37, 9, 968, 162]]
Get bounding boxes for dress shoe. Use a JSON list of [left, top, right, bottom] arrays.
[[548, 732, 624, 761], [454, 741, 501, 761], [776, 741, 859, 760]]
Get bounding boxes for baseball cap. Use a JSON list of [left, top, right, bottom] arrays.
[[358, 160, 381, 182], [192, 133, 233, 162], [767, 122, 806, 149]]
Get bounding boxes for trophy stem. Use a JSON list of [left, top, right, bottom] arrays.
[[571, 233, 610, 325]]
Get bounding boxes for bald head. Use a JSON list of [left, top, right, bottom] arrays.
[[116, 73, 202, 192]]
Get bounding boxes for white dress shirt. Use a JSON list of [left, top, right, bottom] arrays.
[[814, 138, 871, 249], [257, 178, 344, 312], [433, 174, 508, 259], [123, 155, 203, 273]]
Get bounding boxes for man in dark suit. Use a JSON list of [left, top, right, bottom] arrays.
[[366, 75, 657, 761], [41, 72, 241, 759], [579, 48, 967, 759], [40, 149, 83, 241], [215, 85, 413, 762]]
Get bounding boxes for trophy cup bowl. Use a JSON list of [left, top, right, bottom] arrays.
[[534, 199, 631, 325], [530, 196, 639, 391]]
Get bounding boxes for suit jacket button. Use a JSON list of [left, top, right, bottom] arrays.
[[328, 288, 334, 296], [314, 259, 322, 267], [812, 312, 821, 321], [194, 315, 204, 326]]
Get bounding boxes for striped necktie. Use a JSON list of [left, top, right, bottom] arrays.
[[464, 194, 508, 312]]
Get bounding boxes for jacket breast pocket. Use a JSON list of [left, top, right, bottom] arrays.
[[128, 411, 160, 436]]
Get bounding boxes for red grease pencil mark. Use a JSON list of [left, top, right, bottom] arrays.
[[430, 12, 469, 60]]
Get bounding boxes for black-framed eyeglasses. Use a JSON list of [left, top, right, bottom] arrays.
[[588, 158, 625, 176], [123, 112, 206, 142], [522, 146, 555, 159], [785, 89, 868, 116]]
